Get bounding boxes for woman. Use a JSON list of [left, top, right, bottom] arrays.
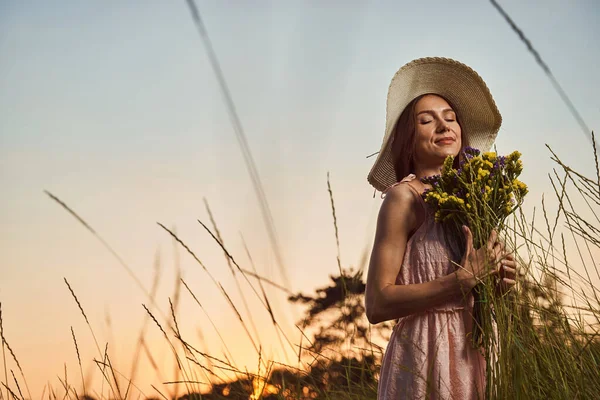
[[365, 58, 518, 399]]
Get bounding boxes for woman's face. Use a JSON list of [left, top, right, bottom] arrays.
[[412, 94, 462, 168]]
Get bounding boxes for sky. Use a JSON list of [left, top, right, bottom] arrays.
[[1, 0, 599, 398]]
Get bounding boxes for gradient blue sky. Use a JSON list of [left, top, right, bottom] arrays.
[[1, 1, 599, 398]]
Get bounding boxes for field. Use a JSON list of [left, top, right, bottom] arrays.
[[2, 142, 600, 400]]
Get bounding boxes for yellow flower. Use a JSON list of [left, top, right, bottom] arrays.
[[514, 159, 523, 175], [442, 156, 455, 176], [471, 157, 483, 169], [512, 179, 526, 190], [452, 196, 465, 205], [483, 152, 497, 163], [513, 179, 528, 198], [508, 150, 522, 162]]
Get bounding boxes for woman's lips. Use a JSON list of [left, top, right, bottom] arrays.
[[436, 138, 455, 145]]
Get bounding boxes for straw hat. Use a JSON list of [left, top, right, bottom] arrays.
[[367, 57, 502, 193]]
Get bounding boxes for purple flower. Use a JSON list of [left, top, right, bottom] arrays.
[[494, 156, 506, 169], [422, 174, 441, 185], [463, 147, 481, 159]]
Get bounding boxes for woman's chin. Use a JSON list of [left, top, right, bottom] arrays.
[[438, 148, 460, 159]]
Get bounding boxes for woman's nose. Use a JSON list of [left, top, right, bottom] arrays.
[[437, 121, 450, 133]]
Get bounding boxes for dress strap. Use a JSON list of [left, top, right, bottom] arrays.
[[381, 174, 415, 199], [381, 174, 428, 215]]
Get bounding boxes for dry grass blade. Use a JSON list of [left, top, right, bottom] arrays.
[[593, 132, 600, 198], [129, 248, 162, 389], [0, 305, 31, 400], [240, 235, 296, 362], [179, 279, 236, 366], [141, 305, 168, 341], [45, 190, 167, 320], [163, 216, 293, 365], [96, 344, 115, 400], [0, 303, 8, 400], [103, 349, 122, 400], [236, 268, 292, 295], [150, 384, 169, 400], [175, 341, 224, 385], [92, 359, 148, 399], [0, 383, 18, 400], [182, 343, 236, 371], [169, 298, 181, 339], [9, 371, 22, 400], [327, 172, 343, 275], [185, 0, 291, 291], [140, 338, 162, 379], [63, 279, 103, 360], [70, 327, 85, 397], [163, 380, 209, 385], [156, 223, 219, 285], [161, 220, 277, 370], [168, 227, 184, 400], [218, 283, 262, 361], [196, 219, 285, 316], [55, 375, 70, 400], [203, 199, 264, 354], [141, 304, 191, 379], [489, 0, 591, 140], [39, 384, 46, 400]]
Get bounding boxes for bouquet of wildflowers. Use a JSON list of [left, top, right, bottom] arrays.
[[421, 147, 528, 349]]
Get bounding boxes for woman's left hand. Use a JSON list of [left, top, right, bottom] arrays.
[[496, 252, 518, 295]]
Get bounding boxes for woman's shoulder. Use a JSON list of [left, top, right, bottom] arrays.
[[380, 175, 427, 232], [382, 174, 425, 205], [381, 179, 424, 218], [382, 182, 419, 206]]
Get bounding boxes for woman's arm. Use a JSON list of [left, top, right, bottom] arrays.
[[365, 184, 471, 325]]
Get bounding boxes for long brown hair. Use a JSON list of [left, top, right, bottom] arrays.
[[391, 94, 466, 181]]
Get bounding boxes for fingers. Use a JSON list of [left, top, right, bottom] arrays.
[[497, 258, 518, 294], [494, 275, 516, 296], [481, 267, 500, 282], [500, 277, 517, 293], [493, 239, 505, 251], [462, 225, 473, 253], [492, 242, 505, 265], [492, 239, 515, 265], [499, 259, 517, 280], [486, 229, 498, 252], [500, 258, 517, 267]]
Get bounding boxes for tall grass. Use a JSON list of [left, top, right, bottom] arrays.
[[1, 141, 599, 399], [480, 137, 600, 399]]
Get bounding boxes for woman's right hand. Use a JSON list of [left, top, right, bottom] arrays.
[[457, 225, 504, 292]]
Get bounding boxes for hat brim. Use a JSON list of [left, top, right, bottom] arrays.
[[367, 57, 502, 193]]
